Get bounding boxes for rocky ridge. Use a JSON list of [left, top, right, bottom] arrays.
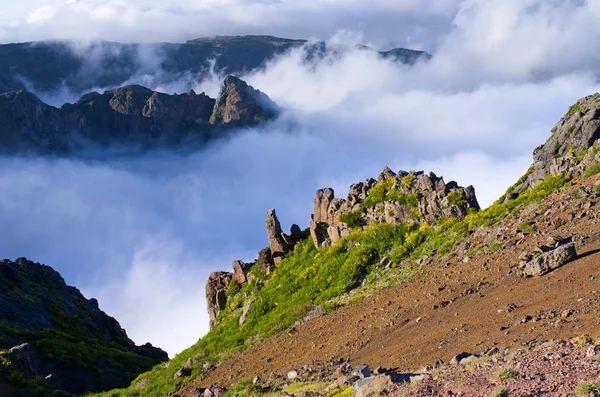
[[0, 257, 167, 394], [205, 169, 479, 330], [0, 36, 431, 95], [309, 168, 480, 249], [0, 74, 277, 154], [506, 93, 600, 199]]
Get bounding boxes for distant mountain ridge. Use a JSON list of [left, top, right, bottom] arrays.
[[0, 35, 431, 95], [0, 75, 278, 154]]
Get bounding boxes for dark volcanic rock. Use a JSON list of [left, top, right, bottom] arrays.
[[0, 76, 277, 154], [0, 257, 167, 394], [209, 75, 279, 126]]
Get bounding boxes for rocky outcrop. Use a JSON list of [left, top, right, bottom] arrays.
[[506, 93, 600, 198], [0, 258, 167, 394], [205, 209, 300, 330], [205, 271, 233, 329], [209, 75, 278, 126], [310, 168, 480, 248], [0, 76, 278, 154], [266, 209, 298, 264]]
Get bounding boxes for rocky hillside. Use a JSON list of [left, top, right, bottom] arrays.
[[81, 91, 600, 397], [0, 258, 167, 395], [0, 36, 431, 95], [0, 75, 277, 154]]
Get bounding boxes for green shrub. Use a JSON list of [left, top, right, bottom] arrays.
[[489, 388, 509, 397], [361, 179, 394, 209], [447, 190, 466, 206], [566, 102, 582, 117], [574, 382, 599, 396], [339, 211, 364, 229], [517, 220, 536, 233], [594, 184, 600, 196], [226, 280, 241, 297], [584, 163, 600, 178], [401, 175, 416, 187]]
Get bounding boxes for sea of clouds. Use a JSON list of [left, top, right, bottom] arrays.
[[1, 0, 600, 356]]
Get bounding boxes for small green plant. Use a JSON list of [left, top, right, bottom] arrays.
[[339, 211, 364, 229], [566, 102, 582, 117], [594, 184, 600, 196], [517, 220, 536, 233], [226, 280, 241, 297], [447, 190, 466, 206], [489, 387, 509, 397], [574, 382, 599, 396], [584, 163, 600, 178], [402, 174, 416, 187], [568, 126, 576, 135]]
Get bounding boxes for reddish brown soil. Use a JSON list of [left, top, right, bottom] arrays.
[[185, 178, 600, 393], [391, 341, 600, 396]]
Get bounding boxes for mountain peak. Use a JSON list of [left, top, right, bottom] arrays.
[[209, 74, 279, 126]]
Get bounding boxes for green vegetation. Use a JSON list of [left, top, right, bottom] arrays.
[[566, 102, 582, 117], [339, 211, 364, 229], [495, 368, 519, 381], [361, 179, 394, 209], [584, 163, 600, 178], [517, 220, 536, 233], [488, 387, 509, 397], [93, 173, 570, 397], [594, 184, 600, 196], [573, 382, 598, 396], [402, 175, 416, 187], [447, 190, 466, 207]]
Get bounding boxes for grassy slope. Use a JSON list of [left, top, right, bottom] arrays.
[[92, 169, 572, 396]]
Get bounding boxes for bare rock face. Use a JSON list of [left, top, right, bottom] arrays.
[[309, 168, 480, 249], [257, 247, 275, 274], [205, 271, 233, 329], [506, 93, 600, 198], [266, 208, 295, 264], [209, 75, 278, 126], [232, 260, 252, 284]]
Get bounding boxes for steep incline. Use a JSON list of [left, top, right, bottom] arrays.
[[0, 258, 167, 394], [171, 93, 600, 395]]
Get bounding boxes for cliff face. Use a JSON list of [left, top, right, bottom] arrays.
[[0, 258, 167, 394], [0, 75, 277, 154]]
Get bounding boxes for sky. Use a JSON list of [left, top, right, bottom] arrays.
[[1, 0, 600, 357]]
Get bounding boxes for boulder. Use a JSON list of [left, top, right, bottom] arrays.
[[232, 260, 250, 284], [257, 247, 275, 274], [351, 365, 371, 379], [520, 242, 577, 277]]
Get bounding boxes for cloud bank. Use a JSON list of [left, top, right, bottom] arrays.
[[1, 0, 600, 356]]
